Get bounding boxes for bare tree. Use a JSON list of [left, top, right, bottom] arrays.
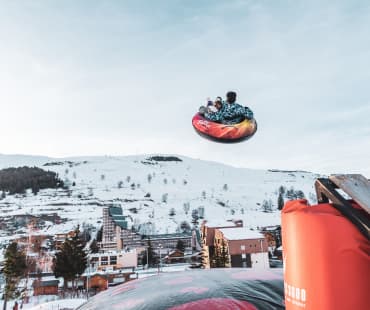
[[162, 193, 168, 203]]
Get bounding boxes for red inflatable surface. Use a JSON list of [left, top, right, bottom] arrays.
[[282, 199, 370, 310], [192, 113, 257, 143], [77, 269, 284, 309]]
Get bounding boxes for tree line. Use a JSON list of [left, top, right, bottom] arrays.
[[0, 166, 64, 195]]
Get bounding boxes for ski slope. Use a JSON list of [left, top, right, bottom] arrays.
[[0, 154, 320, 246]]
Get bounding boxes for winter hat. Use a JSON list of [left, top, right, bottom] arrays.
[[226, 91, 237, 103]]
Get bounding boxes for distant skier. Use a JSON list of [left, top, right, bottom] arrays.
[[200, 91, 254, 124]]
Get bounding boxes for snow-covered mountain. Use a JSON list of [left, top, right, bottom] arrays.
[[0, 154, 320, 244]]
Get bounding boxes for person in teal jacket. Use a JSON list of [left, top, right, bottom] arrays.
[[200, 91, 254, 124]]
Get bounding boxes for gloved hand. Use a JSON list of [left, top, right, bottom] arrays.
[[199, 106, 207, 115]]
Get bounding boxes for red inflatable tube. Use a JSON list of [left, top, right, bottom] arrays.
[[192, 113, 257, 143], [282, 199, 370, 310]]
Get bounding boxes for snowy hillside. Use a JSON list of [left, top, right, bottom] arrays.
[[0, 154, 320, 244]]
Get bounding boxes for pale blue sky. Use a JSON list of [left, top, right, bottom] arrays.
[[1, 0, 369, 176]]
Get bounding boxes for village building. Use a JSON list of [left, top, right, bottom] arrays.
[[100, 206, 144, 252], [88, 249, 137, 271], [32, 279, 59, 296], [214, 227, 269, 269], [260, 225, 282, 254], [142, 233, 192, 254], [83, 272, 137, 293], [100, 206, 193, 261], [54, 231, 77, 250], [85, 274, 108, 293], [200, 219, 243, 268], [164, 249, 185, 264]]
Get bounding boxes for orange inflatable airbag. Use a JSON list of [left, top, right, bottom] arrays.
[[282, 199, 370, 310]]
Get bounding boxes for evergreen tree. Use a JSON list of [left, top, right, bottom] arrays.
[[96, 227, 103, 242], [0, 166, 63, 195], [53, 228, 87, 292], [278, 192, 284, 210], [88, 187, 94, 197], [1, 190, 5, 199], [161, 193, 168, 203], [286, 187, 295, 199], [169, 208, 176, 217], [295, 190, 305, 199], [201, 190, 206, 199], [180, 221, 191, 233], [183, 202, 190, 215], [278, 185, 286, 195], [262, 199, 273, 212], [2, 242, 27, 310], [191, 209, 199, 222], [176, 240, 185, 253], [31, 181, 40, 195]]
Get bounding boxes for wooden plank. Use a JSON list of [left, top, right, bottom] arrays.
[[329, 174, 370, 214]]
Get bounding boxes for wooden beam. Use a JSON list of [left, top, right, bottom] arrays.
[[315, 178, 370, 240], [329, 174, 370, 215]]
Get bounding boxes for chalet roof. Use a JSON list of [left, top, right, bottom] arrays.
[[218, 227, 264, 241], [203, 219, 241, 228]]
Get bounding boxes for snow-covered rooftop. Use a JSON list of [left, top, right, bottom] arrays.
[[203, 219, 239, 228], [219, 227, 264, 240], [88, 249, 136, 257]]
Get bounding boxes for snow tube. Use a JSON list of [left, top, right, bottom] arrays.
[[282, 199, 370, 310], [192, 113, 257, 143], [78, 269, 284, 309]]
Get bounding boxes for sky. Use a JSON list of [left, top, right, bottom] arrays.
[[0, 0, 369, 177]]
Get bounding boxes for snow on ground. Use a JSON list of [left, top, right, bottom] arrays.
[[0, 265, 193, 310], [136, 263, 193, 279], [26, 298, 86, 310], [0, 154, 321, 247], [0, 298, 86, 310]]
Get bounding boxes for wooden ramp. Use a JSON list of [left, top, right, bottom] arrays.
[[329, 174, 370, 215]]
